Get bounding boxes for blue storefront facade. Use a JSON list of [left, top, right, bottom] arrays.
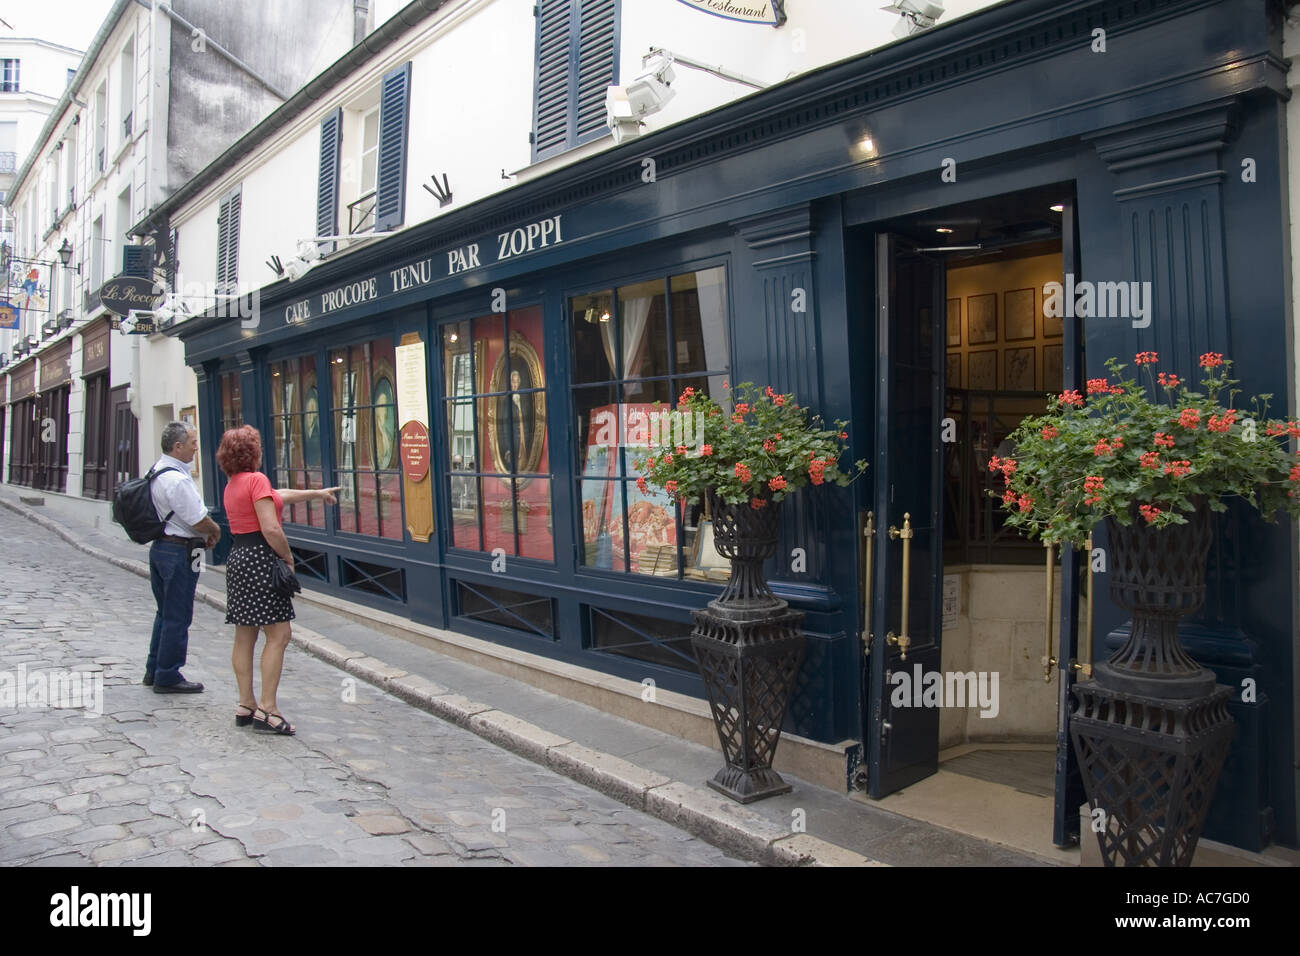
[[173, 0, 1298, 851]]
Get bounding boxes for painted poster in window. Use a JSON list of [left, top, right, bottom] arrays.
[[486, 330, 545, 476]]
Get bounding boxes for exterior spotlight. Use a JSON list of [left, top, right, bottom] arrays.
[[883, 1, 945, 37]]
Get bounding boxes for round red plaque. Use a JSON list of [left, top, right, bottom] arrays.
[[399, 421, 431, 482]]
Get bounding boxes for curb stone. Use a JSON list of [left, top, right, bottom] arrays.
[[0, 494, 887, 868]]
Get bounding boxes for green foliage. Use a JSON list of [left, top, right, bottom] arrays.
[[994, 353, 1300, 546], [635, 382, 867, 509]]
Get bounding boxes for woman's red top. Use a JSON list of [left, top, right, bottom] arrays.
[[223, 471, 283, 534]]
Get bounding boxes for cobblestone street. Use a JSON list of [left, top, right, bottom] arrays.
[[0, 507, 750, 867]]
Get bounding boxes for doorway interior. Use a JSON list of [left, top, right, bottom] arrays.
[[858, 184, 1080, 861]]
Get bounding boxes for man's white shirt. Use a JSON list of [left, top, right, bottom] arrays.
[[149, 454, 209, 538]]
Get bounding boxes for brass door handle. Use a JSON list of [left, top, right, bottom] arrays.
[[861, 512, 875, 657], [1043, 542, 1057, 682], [886, 513, 913, 661], [1071, 534, 1094, 678]]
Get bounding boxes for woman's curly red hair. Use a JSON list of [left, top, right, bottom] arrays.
[[216, 425, 262, 476]]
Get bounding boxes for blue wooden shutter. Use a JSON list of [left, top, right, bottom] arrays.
[[227, 189, 241, 289], [575, 0, 617, 143], [215, 195, 230, 291], [374, 62, 410, 233], [216, 187, 240, 293], [532, 0, 573, 159], [121, 244, 152, 278], [533, 0, 618, 161], [317, 108, 343, 253]]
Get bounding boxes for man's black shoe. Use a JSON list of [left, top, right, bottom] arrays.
[[143, 673, 154, 686], [153, 680, 204, 694]]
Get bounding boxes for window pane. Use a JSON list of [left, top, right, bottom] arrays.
[[481, 475, 517, 556], [517, 478, 552, 561], [627, 480, 679, 576], [670, 267, 729, 377], [368, 336, 397, 471], [450, 474, 481, 550], [306, 470, 325, 528], [446, 398, 475, 472], [378, 470, 403, 540], [571, 291, 615, 384], [337, 471, 357, 533], [355, 472, 380, 537], [302, 357, 322, 471], [580, 479, 624, 571], [443, 321, 472, 398], [574, 384, 619, 478], [617, 279, 667, 380]]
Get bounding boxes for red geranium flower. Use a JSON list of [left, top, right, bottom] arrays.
[[768, 476, 787, 491], [1178, 409, 1201, 430], [700, 444, 713, 456], [1134, 351, 1159, 365], [750, 497, 767, 510], [1199, 352, 1224, 369], [1059, 390, 1084, 407], [1041, 425, 1059, 440]]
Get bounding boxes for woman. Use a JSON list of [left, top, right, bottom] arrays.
[[216, 425, 338, 735]]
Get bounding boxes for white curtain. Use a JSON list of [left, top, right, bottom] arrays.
[[601, 295, 653, 381], [694, 269, 730, 410]]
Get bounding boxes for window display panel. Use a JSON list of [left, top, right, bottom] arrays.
[[580, 477, 625, 571], [440, 306, 553, 561], [329, 338, 404, 538], [270, 356, 326, 528], [568, 267, 731, 578]]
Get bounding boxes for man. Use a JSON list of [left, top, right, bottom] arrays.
[[146, 422, 221, 693]]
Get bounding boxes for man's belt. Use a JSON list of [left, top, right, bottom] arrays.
[[158, 534, 205, 547]]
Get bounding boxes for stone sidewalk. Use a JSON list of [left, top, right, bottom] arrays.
[[0, 504, 751, 867], [1, 488, 1048, 866]]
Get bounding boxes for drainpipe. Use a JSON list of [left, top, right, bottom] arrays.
[[155, 2, 289, 101]]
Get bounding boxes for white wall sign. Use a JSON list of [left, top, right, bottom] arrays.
[[942, 574, 960, 630], [675, 0, 786, 27]]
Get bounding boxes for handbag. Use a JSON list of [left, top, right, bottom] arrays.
[[271, 555, 301, 598]]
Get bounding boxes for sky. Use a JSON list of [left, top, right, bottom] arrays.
[[0, 0, 118, 53]]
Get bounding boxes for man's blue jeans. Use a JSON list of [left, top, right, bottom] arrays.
[[147, 541, 200, 687]]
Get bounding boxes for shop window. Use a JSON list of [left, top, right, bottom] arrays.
[[532, 0, 618, 161], [570, 266, 730, 578], [330, 337, 404, 540], [35, 385, 70, 493], [7, 397, 36, 486], [269, 355, 325, 528], [456, 581, 555, 639], [219, 371, 243, 431], [441, 306, 553, 561], [82, 373, 112, 500]]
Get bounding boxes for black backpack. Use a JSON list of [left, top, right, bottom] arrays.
[[111, 465, 181, 544]]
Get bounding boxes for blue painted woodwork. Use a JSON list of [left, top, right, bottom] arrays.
[[172, 0, 1297, 846]]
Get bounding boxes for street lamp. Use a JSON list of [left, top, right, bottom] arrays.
[[57, 238, 76, 270]]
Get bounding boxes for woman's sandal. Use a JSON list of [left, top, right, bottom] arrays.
[[235, 703, 259, 728], [252, 708, 296, 736]]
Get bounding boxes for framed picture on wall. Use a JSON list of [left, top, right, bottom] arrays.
[[946, 298, 961, 346], [968, 293, 997, 344], [1044, 344, 1064, 390], [968, 350, 997, 390], [1005, 347, 1036, 391], [1004, 288, 1036, 341], [946, 353, 961, 389], [1044, 300, 1064, 338]]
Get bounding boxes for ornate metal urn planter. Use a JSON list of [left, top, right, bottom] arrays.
[[690, 490, 806, 803], [1070, 506, 1235, 866]]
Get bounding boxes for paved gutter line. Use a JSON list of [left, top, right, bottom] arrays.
[[0, 497, 883, 868]]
